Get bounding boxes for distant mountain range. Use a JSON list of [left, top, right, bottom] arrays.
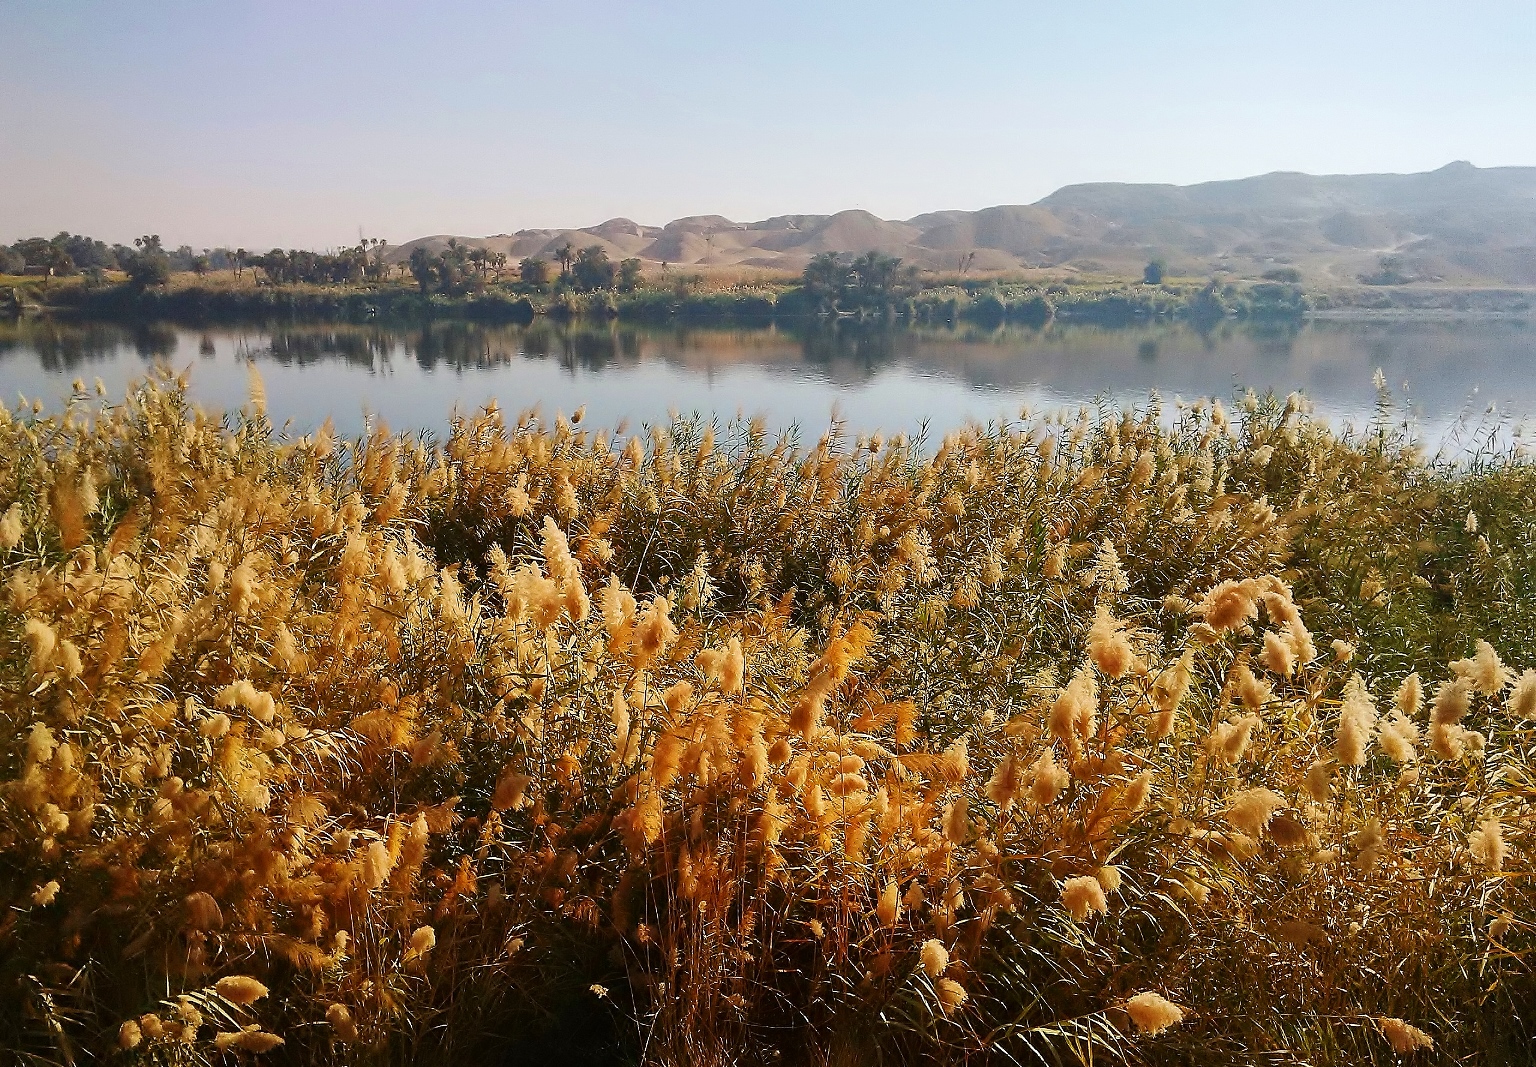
[[391, 162, 1536, 285]]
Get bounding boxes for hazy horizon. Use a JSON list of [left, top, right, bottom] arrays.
[[4, 0, 1535, 249]]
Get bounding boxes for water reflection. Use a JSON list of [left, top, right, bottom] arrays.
[[263, 328, 393, 369], [0, 321, 133, 370], [0, 316, 1531, 446]]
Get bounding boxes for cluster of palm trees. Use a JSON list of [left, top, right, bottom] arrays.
[[250, 244, 379, 286], [406, 239, 520, 296], [455, 240, 512, 281], [801, 250, 920, 311], [522, 243, 641, 293]]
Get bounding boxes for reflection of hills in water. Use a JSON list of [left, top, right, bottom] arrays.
[[2, 318, 1532, 421]]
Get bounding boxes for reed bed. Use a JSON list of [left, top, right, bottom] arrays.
[[0, 370, 1531, 1066]]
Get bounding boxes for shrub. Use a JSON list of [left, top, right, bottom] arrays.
[[0, 373, 1530, 1065]]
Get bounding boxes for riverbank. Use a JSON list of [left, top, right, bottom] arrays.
[[10, 274, 1534, 342], [9, 274, 1320, 328]]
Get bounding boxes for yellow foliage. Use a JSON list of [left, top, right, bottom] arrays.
[[0, 374, 1526, 1065]]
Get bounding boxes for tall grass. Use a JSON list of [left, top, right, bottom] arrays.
[[0, 372, 1530, 1065]]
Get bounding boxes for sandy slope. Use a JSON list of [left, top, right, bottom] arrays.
[[388, 163, 1536, 284]]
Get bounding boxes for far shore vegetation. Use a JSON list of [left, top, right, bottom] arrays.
[[5, 232, 1533, 330]]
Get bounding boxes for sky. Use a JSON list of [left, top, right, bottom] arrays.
[[3, 0, 1534, 249]]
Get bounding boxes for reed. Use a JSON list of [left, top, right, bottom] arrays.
[[0, 371, 1530, 1065]]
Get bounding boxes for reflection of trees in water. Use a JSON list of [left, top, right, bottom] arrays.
[[12, 318, 1531, 426], [132, 323, 179, 360], [0, 317, 1327, 382], [795, 322, 913, 372], [0, 321, 136, 371], [265, 328, 393, 368], [0, 319, 652, 378], [259, 322, 604, 372], [250, 322, 555, 372], [1244, 320, 1301, 359], [618, 327, 643, 362], [520, 324, 553, 359], [402, 322, 641, 372], [1028, 320, 1302, 364], [409, 324, 490, 370], [1189, 319, 1233, 353], [516, 323, 645, 372], [566, 329, 619, 370], [1364, 337, 1396, 370]]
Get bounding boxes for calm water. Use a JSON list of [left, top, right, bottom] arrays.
[[1, 317, 1532, 448]]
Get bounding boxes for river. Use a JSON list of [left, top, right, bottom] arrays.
[[2, 317, 1532, 452]]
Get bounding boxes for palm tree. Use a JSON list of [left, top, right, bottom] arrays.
[[555, 242, 575, 279], [520, 257, 551, 289], [365, 238, 388, 280]]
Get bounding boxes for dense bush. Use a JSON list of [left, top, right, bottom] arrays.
[[0, 374, 1531, 1065]]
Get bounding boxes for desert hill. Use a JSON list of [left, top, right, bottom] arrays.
[[390, 162, 1536, 284]]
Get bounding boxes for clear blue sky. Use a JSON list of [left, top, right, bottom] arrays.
[[3, 0, 1533, 249]]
